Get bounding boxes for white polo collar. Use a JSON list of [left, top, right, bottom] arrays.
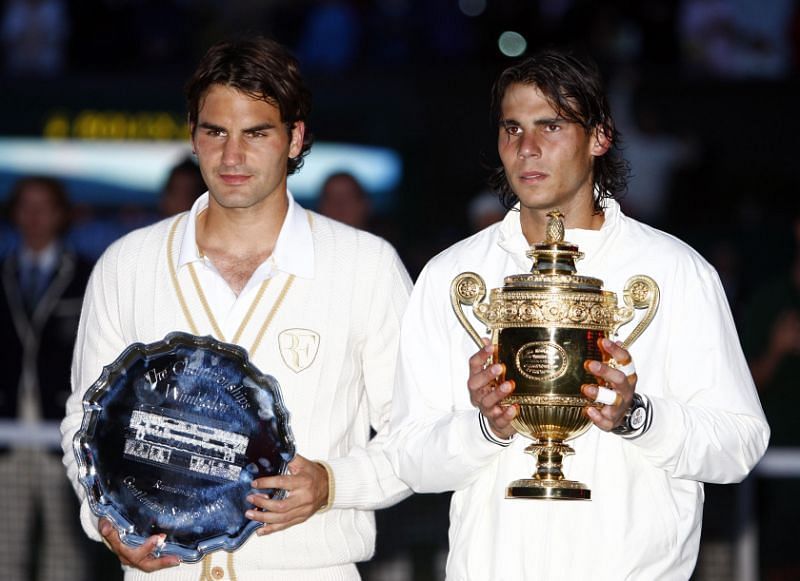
[[177, 190, 315, 280]]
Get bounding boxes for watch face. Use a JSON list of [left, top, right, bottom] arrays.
[[629, 406, 647, 430]]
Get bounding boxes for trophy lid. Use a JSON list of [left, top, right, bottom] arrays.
[[503, 210, 603, 293]]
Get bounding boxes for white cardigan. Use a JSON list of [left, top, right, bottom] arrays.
[[387, 200, 769, 581], [61, 198, 412, 581]]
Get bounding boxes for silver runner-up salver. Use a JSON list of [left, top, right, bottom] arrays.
[[73, 332, 296, 562]]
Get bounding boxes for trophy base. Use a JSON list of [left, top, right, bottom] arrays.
[[506, 479, 591, 500]]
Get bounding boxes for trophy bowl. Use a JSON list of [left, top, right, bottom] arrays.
[[73, 332, 296, 561], [451, 211, 659, 500]]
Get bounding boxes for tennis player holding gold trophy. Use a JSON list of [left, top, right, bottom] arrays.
[[451, 210, 659, 500]]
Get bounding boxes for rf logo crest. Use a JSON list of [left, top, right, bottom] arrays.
[[278, 329, 320, 373]]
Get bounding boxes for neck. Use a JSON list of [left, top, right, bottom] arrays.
[[197, 194, 289, 259], [519, 197, 604, 245], [22, 238, 57, 255]]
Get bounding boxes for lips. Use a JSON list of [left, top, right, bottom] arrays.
[[519, 171, 547, 182], [219, 174, 252, 185]]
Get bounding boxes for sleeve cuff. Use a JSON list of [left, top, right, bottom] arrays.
[[314, 460, 335, 513], [478, 412, 516, 447]]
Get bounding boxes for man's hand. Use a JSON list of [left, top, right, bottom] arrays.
[[246, 454, 329, 536], [98, 518, 180, 572], [467, 338, 518, 439], [581, 338, 638, 431]]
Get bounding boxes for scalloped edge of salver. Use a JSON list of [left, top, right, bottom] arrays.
[[73, 331, 296, 563]]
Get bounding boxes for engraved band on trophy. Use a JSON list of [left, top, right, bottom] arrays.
[[450, 211, 659, 500], [73, 332, 296, 562]]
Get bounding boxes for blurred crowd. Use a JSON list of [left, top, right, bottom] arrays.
[[2, 0, 800, 79], [2, 1, 800, 580]]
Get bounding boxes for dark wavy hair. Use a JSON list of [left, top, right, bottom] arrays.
[[185, 36, 313, 175], [488, 49, 629, 213]]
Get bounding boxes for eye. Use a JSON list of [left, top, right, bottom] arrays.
[[545, 123, 561, 132], [504, 124, 522, 136], [205, 128, 224, 137], [246, 130, 267, 138]]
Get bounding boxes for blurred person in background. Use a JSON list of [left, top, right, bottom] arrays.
[[0, 176, 92, 581], [158, 156, 207, 218], [61, 36, 411, 580], [316, 171, 371, 230], [741, 204, 800, 581]]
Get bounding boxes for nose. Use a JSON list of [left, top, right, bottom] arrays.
[[518, 131, 541, 159], [221, 136, 245, 166]]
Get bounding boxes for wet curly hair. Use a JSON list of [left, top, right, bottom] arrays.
[[488, 49, 629, 213]]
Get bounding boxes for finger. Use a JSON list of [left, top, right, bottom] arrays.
[[252, 473, 291, 490], [248, 486, 306, 513], [477, 379, 515, 410], [251, 503, 310, 526], [594, 386, 623, 407], [586, 405, 618, 431], [490, 402, 518, 426], [246, 491, 275, 511], [106, 530, 179, 571], [249, 500, 316, 535], [467, 362, 504, 393], [483, 403, 519, 439], [582, 384, 627, 425], [610, 359, 636, 377], [600, 338, 632, 365], [468, 341, 495, 375], [585, 359, 627, 388]]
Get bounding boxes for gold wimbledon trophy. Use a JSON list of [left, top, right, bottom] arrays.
[[450, 211, 659, 500]]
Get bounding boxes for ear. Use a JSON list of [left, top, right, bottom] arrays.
[[289, 121, 306, 158], [590, 126, 611, 157]]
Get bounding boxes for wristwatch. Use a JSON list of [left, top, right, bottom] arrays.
[[611, 393, 651, 437]]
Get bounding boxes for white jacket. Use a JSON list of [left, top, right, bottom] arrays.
[[62, 194, 412, 581], [387, 200, 769, 581]]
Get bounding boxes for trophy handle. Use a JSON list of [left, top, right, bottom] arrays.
[[450, 272, 488, 350], [617, 275, 660, 350]]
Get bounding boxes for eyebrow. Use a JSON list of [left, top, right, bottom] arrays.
[[501, 117, 565, 126], [242, 123, 277, 133], [197, 122, 224, 132], [533, 117, 565, 126], [197, 122, 277, 133]]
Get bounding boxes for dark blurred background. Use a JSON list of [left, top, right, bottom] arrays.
[[2, 1, 799, 580]]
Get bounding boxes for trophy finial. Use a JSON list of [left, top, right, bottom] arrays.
[[527, 210, 582, 275], [545, 210, 565, 244]]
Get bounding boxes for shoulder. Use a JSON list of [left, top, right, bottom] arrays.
[[308, 210, 402, 262], [91, 216, 177, 279], [422, 223, 502, 281], [617, 213, 715, 274]]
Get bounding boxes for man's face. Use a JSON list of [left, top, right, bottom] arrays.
[[498, 83, 608, 214], [191, 84, 304, 212], [13, 183, 65, 249]]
